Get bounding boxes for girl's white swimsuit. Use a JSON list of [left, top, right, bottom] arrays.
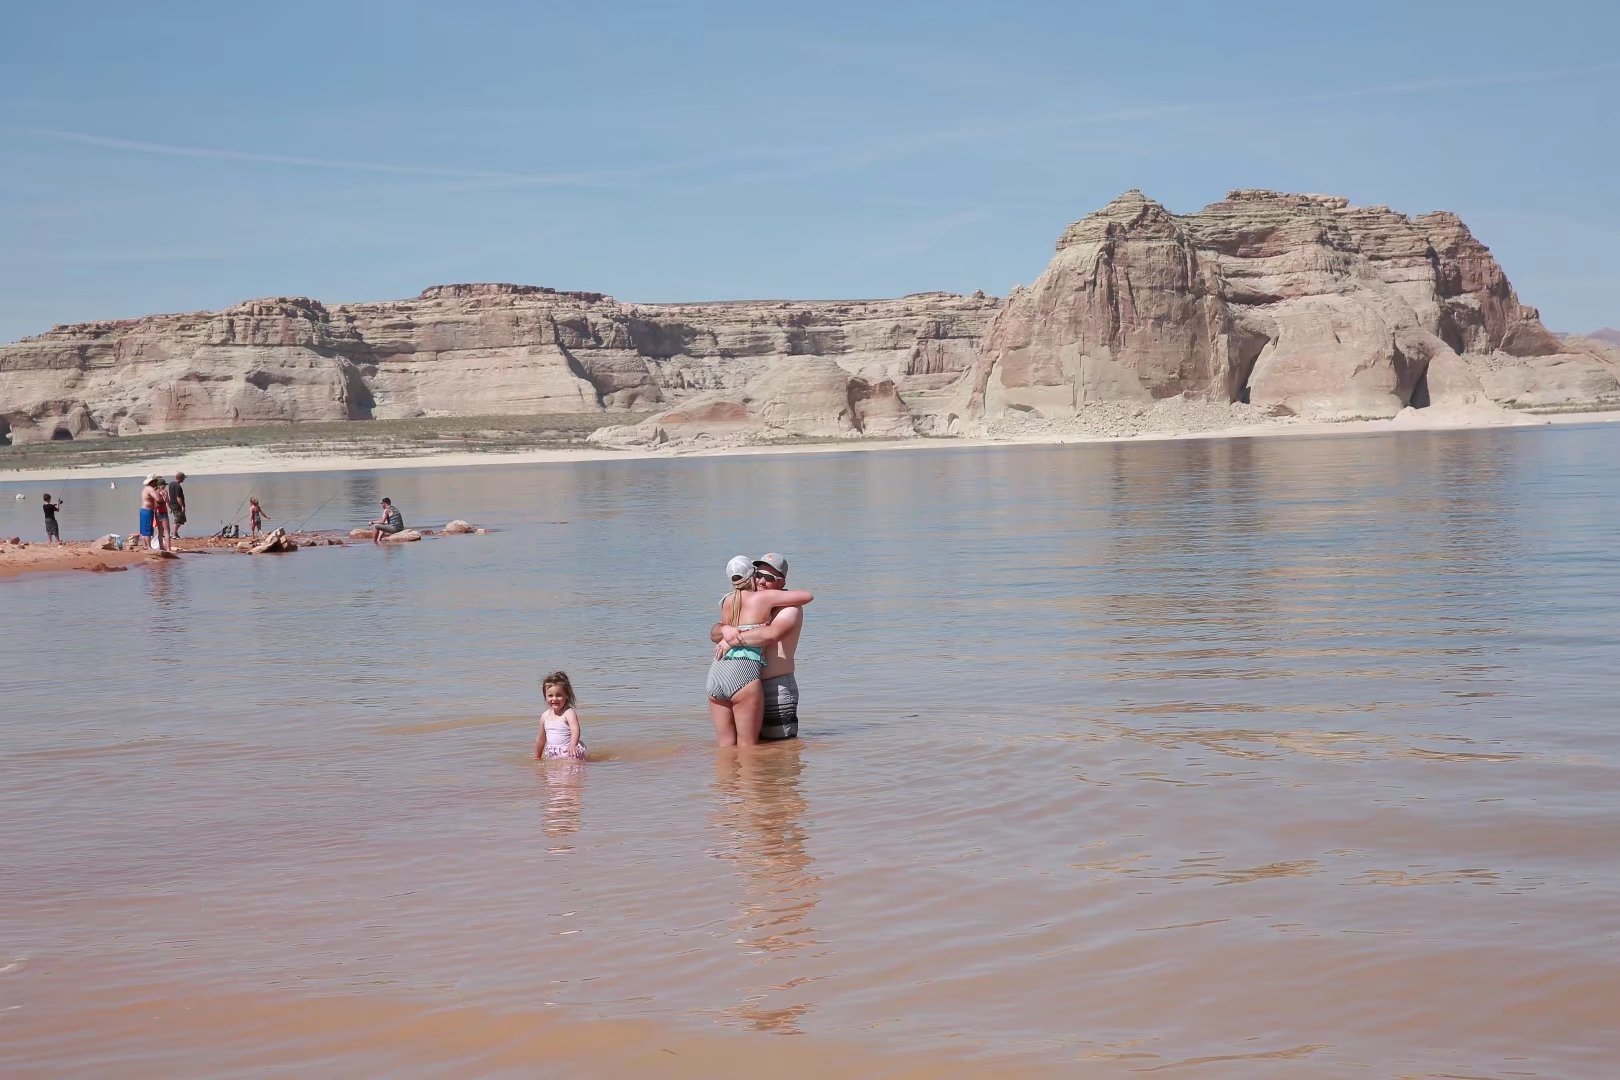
[[541, 712, 585, 759]]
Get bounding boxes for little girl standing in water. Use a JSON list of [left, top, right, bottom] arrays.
[[535, 671, 587, 760]]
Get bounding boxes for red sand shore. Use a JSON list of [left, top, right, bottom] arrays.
[[0, 532, 358, 582], [0, 539, 165, 580]]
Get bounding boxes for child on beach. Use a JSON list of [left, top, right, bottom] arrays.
[[249, 497, 265, 537], [152, 478, 171, 552], [42, 493, 63, 544], [535, 671, 587, 760]]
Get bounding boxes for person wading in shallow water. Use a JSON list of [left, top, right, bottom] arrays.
[[712, 553, 804, 741], [706, 554, 813, 746], [370, 498, 405, 543]]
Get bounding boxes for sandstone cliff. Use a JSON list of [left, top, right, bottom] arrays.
[[966, 190, 1619, 423], [0, 286, 997, 444], [3, 189, 1615, 446]]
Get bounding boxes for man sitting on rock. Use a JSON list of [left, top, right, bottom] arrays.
[[370, 498, 405, 543]]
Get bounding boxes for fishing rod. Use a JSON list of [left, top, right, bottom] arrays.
[[289, 493, 339, 534], [214, 488, 256, 538]]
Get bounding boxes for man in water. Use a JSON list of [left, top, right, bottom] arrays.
[[712, 552, 803, 741], [169, 472, 188, 539], [370, 497, 405, 543]]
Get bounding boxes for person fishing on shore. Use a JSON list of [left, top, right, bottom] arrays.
[[370, 497, 404, 543], [42, 493, 63, 545], [249, 497, 266, 537]]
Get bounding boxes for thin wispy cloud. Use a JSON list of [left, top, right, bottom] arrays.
[[646, 62, 1619, 196], [17, 128, 693, 188], [16, 61, 1611, 202]]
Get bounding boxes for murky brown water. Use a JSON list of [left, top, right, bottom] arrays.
[[4, 427, 1619, 1077]]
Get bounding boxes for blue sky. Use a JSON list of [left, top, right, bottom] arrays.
[[2, 1, 1616, 343]]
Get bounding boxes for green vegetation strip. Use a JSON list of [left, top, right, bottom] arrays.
[[0, 414, 650, 471]]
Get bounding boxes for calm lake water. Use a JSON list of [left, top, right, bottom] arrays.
[[3, 426, 1619, 1077]]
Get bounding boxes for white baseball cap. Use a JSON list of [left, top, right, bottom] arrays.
[[725, 555, 754, 581]]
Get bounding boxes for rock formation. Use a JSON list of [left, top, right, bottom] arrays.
[[0, 285, 996, 443], [966, 190, 1620, 422], [2, 190, 1615, 445]]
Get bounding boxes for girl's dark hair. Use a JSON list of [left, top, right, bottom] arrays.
[[542, 671, 577, 708]]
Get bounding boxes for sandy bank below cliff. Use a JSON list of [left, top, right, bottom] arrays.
[[3, 403, 1616, 484]]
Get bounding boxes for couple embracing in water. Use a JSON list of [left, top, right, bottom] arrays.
[[706, 552, 808, 747]]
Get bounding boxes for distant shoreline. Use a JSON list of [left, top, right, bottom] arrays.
[[3, 407, 1618, 484]]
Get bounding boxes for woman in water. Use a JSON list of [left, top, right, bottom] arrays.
[[706, 555, 812, 747]]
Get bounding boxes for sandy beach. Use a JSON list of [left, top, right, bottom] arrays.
[[0, 538, 167, 579], [3, 406, 1616, 486]]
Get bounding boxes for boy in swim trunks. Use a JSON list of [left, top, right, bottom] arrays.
[[42, 493, 63, 544]]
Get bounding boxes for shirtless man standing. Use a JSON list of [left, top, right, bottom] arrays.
[[712, 553, 803, 741], [138, 475, 159, 549]]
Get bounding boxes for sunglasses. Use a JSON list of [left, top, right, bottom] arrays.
[[753, 570, 783, 583]]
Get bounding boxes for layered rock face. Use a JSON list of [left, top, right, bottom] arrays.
[[3, 189, 1615, 445], [0, 285, 996, 443], [968, 190, 1619, 421]]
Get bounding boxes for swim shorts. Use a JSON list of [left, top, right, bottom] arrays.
[[706, 655, 763, 702], [139, 508, 154, 537], [760, 673, 799, 741]]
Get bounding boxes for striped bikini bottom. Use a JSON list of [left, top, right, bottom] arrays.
[[706, 655, 763, 702]]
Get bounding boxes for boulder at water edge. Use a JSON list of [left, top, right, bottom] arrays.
[[443, 519, 474, 534]]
